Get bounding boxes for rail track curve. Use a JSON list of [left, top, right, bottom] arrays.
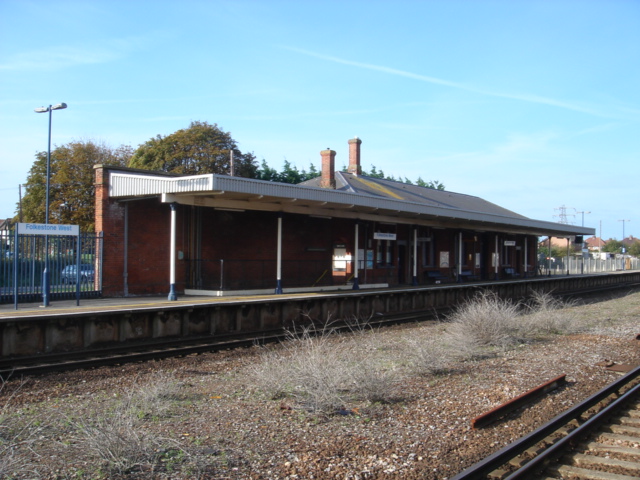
[[451, 364, 640, 480]]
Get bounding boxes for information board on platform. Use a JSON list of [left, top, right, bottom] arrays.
[[17, 223, 80, 236]]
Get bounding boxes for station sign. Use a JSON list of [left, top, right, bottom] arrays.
[[503, 240, 516, 246], [17, 223, 80, 236], [374, 232, 397, 240]]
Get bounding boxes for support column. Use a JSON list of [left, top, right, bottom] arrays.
[[524, 237, 528, 278], [168, 203, 178, 301], [412, 227, 418, 286], [353, 223, 360, 290], [548, 236, 552, 276], [275, 213, 283, 294], [494, 235, 499, 280], [457, 232, 463, 283]]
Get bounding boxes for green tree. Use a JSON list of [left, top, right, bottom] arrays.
[[538, 244, 567, 258], [627, 240, 640, 257], [255, 159, 280, 182], [602, 239, 623, 254], [20, 140, 131, 231], [255, 160, 320, 184], [342, 164, 445, 190], [128, 121, 257, 177], [416, 177, 445, 191]]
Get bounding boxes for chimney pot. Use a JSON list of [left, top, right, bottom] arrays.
[[347, 137, 362, 175], [320, 148, 337, 189]]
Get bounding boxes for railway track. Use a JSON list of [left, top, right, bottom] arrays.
[[0, 309, 434, 379], [452, 364, 640, 480]]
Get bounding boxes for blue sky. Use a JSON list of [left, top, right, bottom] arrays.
[[1, 0, 638, 240]]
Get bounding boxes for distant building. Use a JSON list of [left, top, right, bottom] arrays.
[[0, 219, 12, 231], [622, 236, 639, 249], [585, 236, 606, 252]]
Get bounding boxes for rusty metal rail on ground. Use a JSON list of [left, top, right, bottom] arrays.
[[451, 364, 640, 480]]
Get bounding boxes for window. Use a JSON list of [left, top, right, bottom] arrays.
[[420, 238, 434, 267], [376, 240, 394, 267]]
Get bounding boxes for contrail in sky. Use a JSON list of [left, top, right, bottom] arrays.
[[283, 46, 607, 118]]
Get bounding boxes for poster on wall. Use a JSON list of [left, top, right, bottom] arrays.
[[439, 251, 449, 268], [475, 253, 481, 268]]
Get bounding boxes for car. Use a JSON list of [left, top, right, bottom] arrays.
[[61, 264, 95, 284]]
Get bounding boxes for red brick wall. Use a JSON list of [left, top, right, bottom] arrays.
[[95, 166, 186, 297], [94, 166, 539, 294]]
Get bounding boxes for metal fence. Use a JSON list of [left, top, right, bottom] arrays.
[[539, 255, 639, 275], [0, 230, 102, 304]]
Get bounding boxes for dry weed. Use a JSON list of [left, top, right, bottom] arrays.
[[524, 290, 581, 335], [443, 291, 524, 358], [0, 379, 43, 478]]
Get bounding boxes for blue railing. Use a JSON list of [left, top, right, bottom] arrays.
[[0, 230, 103, 304]]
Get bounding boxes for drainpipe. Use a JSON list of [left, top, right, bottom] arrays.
[[412, 227, 418, 286], [168, 203, 177, 301], [275, 213, 283, 294], [353, 222, 360, 290]]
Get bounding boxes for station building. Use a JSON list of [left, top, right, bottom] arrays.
[[94, 138, 594, 298]]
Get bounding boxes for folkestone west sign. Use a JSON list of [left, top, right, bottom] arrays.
[[17, 223, 80, 236]]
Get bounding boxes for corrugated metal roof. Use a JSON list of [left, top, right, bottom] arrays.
[[106, 168, 594, 237]]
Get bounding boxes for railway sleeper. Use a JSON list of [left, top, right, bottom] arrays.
[[566, 453, 640, 477], [603, 424, 640, 436], [616, 415, 640, 427], [585, 442, 640, 460], [598, 432, 640, 446], [549, 463, 640, 480]]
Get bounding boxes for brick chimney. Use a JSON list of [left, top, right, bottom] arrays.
[[320, 148, 336, 189], [347, 137, 362, 175]]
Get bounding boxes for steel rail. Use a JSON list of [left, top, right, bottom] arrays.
[[506, 380, 640, 479], [451, 363, 640, 480]]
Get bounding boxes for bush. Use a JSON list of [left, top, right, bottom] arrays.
[[443, 291, 524, 358], [524, 290, 580, 335], [129, 371, 182, 419], [71, 374, 183, 475], [0, 380, 43, 478], [250, 323, 402, 413], [405, 332, 453, 375], [72, 403, 165, 475]]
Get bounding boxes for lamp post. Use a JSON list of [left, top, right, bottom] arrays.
[[576, 210, 590, 274], [34, 103, 67, 306], [618, 219, 630, 271]]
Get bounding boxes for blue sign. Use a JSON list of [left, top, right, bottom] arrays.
[[17, 223, 80, 236]]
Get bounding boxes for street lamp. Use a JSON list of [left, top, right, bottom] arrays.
[[618, 219, 630, 271], [35, 102, 67, 306]]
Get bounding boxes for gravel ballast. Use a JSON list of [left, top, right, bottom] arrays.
[[1, 289, 639, 479]]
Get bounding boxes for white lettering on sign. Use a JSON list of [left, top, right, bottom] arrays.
[[18, 223, 80, 236], [374, 232, 397, 240]]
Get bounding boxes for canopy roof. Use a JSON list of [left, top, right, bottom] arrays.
[[104, 166, 594, 238]]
